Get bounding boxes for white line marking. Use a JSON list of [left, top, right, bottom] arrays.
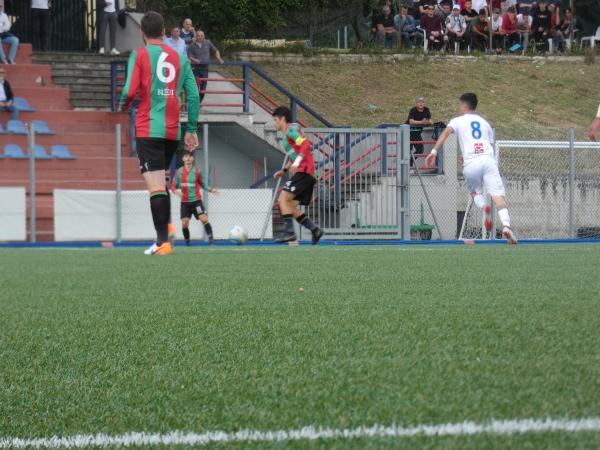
[[2, 417, 600, 448]]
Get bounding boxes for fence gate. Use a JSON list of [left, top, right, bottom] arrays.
[[300, 126, 411, 240]]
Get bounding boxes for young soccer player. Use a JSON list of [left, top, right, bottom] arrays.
[[119, 11, 200, 255], [173, 151, 217, 245], [272, 106, 323, 245], [425, 92, 517, 244]]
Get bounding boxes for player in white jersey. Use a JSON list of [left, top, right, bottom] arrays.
[[425, 93, 517, 244], [588, 103, 600, 141]]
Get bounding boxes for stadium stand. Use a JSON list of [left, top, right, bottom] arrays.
[[33, 144, 52, 159], [0, 43, 139, 241], [31, 119, 55, 135], [6, 119, 27, 134], [13, 97, 36, 112]]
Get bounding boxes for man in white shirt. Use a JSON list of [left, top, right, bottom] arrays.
[[517, 11, 532, 50], [99, 0, 120, 54], [0, 2, 19, 64], [0, 68, 18, 120], [589, 104, 600, 141], [164, 26, 186, 55], [426, 92, 517, 244], [31, 0, 50, 51]]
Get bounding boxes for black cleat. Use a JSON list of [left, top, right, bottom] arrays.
[[311, 228, 323, 245], [208, 237, 215, 245], [276, 232, 297, 243], [185, 239, 191, 247]]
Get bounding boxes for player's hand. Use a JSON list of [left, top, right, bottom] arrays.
[[289, 166, 298, 175], [184, 132, 199, 151], [218, 58, 225, 64], [274, 170, 284, 179], [210, 188, 219, 194], [424, 152, 437, 168], [174, 189, 183, 198]]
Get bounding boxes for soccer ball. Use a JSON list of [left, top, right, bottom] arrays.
[[229, 225, 248, 245]]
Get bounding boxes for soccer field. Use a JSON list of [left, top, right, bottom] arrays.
[[2, 245, 600, 449]]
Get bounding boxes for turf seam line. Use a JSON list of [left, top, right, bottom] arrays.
[[3, 417, 600, 448]]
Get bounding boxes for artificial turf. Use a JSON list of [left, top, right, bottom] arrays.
[[2, 245, 600, 449]]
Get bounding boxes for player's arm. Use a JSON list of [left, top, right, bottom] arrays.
[[588, 104, 600, 141], [198, 173, 218, 194], [172, 169, 183, 197], [182, 59, 200, 151], [425, 125, 454, 167], [118, 51, 140, 112]]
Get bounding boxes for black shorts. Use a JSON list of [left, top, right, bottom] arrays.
[[282, 172, 316, 206], [180, 200, 206, 220], [137, 138, 178, 174]]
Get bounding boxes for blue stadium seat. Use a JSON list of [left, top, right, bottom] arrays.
[[3, 144, 27, 159], [31, 120, 55, 135], [13, 97, 36, 112], [0, 122, 6, 134], [51, 145, 76, 160], [34, 145, 52, 160], [7, 119, 27, 135]]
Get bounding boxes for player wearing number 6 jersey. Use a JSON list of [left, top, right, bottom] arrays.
[[119, 11, 200, 255], [425, 93, 517, 244]]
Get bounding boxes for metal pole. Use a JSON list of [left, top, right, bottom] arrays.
[[115, 123, 122, 242], [264, 156, 268, 189], [344, 26, 348, 49], [337, 29, 340, 49], [28, 122, 36, 243], [260, 154, 290, 241], [203, 122, 209, 207], [568, 127, 576, 238], [398, 126, 411, 240]]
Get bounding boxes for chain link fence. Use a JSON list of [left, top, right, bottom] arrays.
[[4, 123, 600, 243]]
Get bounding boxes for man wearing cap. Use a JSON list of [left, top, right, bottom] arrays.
[[446, 4, 467, 49], [406, 97, 432, 166]]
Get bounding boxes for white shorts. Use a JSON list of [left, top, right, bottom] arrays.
[[463, 157, 506, 197]]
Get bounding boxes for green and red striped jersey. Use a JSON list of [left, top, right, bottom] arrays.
[[282, 125, 315, 175], [174, 165, 205, 202], [119, 43, 199, 140]]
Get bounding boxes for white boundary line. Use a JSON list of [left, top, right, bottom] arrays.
[[3, 417, 600, 448]]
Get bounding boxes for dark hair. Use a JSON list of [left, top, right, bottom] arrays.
[[507, 6, 516, 13], [478, 8, 487, 15], [141, 11, 164, 39], [460, 92, 478, 110], [565, 6, 572, 12], [272, 106, 292, 123], [183, 150, 195, 157]]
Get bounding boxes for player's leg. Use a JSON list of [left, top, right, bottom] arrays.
[[164, 143, 178, 246], [138, 139, 173, 255], [465, 160, 494, 233], [291, 173, 323, 244], [181, 217, 191, 245], [483, 161, 517, 244], [277, 190, 298, 242], [196, 201, 214, 244]]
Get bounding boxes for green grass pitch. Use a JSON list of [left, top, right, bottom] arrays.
[[2, 244, 600, 449]]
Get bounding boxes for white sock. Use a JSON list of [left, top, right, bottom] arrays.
[[498, 208, 511, 227], [473, 194, 486, 209]]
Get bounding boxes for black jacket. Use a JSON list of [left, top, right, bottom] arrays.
[[1, 79, 14, 103]]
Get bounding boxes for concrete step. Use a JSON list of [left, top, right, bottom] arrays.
[[71, 100, 113, 109], [3, 43, 32, 64], [52, 76, 111, 86], [69, 91, 112, 100]]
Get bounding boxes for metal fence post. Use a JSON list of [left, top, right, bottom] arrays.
[[568, 127, 576, 238], [28, 122, 36, 243], [381, 132, 388, 174], [242, 64, 250, 113], [203, 122, 210, 208], [398, 125, 411, 240], [115, 123, 122, 243]]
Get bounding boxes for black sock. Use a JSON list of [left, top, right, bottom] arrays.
[[165, 185, 171, 225], [282, 214, 295, 234], [296, 213, 318, 232], [183, 227, 190, 241], [150, 190, 170, 245], [204, 222, 213, 240]]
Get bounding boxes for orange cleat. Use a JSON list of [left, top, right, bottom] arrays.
[[144, 242, 173, 255], [168, 223, 176, 247]]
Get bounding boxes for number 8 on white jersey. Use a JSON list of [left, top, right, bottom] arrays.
[[447, 113, 495, 165]]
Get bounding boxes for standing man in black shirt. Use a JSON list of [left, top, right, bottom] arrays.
[[187, 30, 224, 104], [531, 0, 551, 49], [406, 96, 433, 166]]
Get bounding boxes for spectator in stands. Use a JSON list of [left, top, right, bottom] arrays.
[[501, 6, 520, 49], [421, 4, 447, 50], [0, 68, 18, 119], [446, 5, 467, 49], [374, 5, 400, 47], [165, 26, 186, 54], [517, 8, 532, 49], [554, 7, 578, 51], [187, 30, 224, 104], [471, 0, 488, 15], [461, 0, 479, 27], [98, 0, 120, 55], [180, 18, 195, 47], [406, 96, 432, 166], [531, 0, 551, 49], [469, 9, 490, 51], [31, 0, 50, 52], [517, 0, 534, 13], [394, 5, 419, 49], [405, 0, 422, 24], [0, 2, 19, 64], [491, 8, 504, 52], [435, 2, 452, 21]]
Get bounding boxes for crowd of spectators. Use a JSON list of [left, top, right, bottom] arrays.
[[371, 0, 581, 53]]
